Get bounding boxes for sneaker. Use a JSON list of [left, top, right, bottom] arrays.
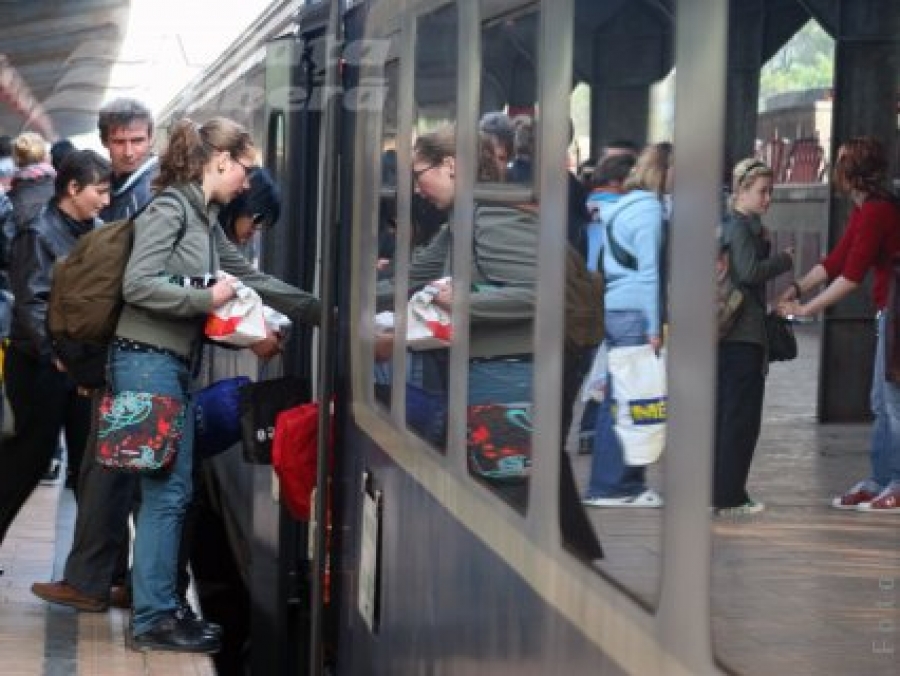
[[857, 483, 900, 513], [583, 489, 663, 508], [40, 461, 61, 485], [714, 499, 765, 517], [31, 580, 107, 612], [831, 480, 881, 510]]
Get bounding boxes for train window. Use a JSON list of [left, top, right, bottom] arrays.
[[389, 3, 459, 452], [558, 0, 672, 609], [462, 9, 539, 511], [373, 58, 399, 416]]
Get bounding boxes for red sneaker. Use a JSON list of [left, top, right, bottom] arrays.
[[830, 481, 880, 510], [858, 484, 900, 513]]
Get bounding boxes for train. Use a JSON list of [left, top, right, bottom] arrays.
[[155, 1, 900, 675]]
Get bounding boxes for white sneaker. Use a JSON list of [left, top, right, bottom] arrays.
[[583, 489, 663, 508]]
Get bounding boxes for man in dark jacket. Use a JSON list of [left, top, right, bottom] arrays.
[[31, 99, 158, 613], [98, 97, 158, 221], [0, 150, 111, 548]]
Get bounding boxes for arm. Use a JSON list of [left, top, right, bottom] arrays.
[[375, 225, 450, 311], [216, 227, 321, 326], [9, 230, 53, 356]]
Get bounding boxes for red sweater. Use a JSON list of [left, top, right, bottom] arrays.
[[821, 198, 900, 309]]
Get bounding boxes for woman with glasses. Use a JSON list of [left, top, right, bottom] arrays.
[[112, 117, 320, 653], [778, 137, 900, 513], [713, 158, 794, 517]]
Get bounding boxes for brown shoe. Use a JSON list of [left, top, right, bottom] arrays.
[[31, 580, 108, 612], [109, 584, 131, 609]]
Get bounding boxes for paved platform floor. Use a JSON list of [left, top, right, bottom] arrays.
[[572, 323, 899, 675], [0, 466, 214, 675]]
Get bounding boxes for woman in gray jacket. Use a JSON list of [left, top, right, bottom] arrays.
[[113, 117, 319, 653], [714, 158, 794, 516]]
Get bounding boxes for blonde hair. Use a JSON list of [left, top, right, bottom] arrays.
[[731, 157, 773, 194], [12, 132, 48, 167], [625, 142, 673, 196]]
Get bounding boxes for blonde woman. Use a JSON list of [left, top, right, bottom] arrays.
[[713, 158, 794, 516]]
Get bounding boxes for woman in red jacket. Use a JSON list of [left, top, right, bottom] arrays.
[[778, 136, 900, 512]]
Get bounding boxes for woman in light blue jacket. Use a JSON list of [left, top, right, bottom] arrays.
[[583, 143, 667, 508]]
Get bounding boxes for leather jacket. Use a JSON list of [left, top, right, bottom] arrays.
[[8, 200, 98, 359], [8, 163, 55, 230]]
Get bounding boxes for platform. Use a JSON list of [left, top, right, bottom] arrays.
[[0, 471, 214, 675], [572, 323, 899, 675]]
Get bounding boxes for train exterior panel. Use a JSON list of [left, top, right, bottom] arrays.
[[153, 1, 900, 674]]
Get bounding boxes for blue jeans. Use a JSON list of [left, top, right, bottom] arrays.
[[467, 357, 532, 405], [870, 313, 900, 487], [109, 348, 193, 636], [586, 310, 648, 498]]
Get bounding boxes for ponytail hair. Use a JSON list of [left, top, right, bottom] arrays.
[[154, 117, 254, 191]]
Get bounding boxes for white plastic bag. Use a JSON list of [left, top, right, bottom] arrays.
[[581, 341, 608, 402], [406, 284, 452, 350], [205, 280, 267, 347], [608, 344, 666, 465]]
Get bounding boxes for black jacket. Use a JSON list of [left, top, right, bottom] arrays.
[[102, 156, 158, 221], [8, 165, 55, 231], [8, 201, 98, 359]]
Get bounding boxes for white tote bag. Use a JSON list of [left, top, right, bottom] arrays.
[[608, 344, 667, 465]]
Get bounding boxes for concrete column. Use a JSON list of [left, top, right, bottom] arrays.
[[819, 0, 900, 421]]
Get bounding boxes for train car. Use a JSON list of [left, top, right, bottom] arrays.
[[157, 1, 900, 675]]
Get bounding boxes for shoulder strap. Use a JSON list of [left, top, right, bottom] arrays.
[[604, 195, 658, 271]]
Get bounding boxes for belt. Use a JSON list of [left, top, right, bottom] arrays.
[[112, 337, 191, 367]]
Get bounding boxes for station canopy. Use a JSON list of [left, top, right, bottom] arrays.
[[0, 0, 133, 140]]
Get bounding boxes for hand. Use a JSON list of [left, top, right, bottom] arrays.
[[250, 327, 283, 359], [649, 335, 663, 354], [432, 281, 453, 311], [778, 299, 807, 318], [210, 278, 237, 308]]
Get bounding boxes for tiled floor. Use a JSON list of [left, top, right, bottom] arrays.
[[0, 477, 214, 675]]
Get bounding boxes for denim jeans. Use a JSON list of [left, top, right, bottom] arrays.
[[586, 310, 649, 498], [870, 313, 900, 487], [108, 347, 193, 636], [467, 357, 532, 406]]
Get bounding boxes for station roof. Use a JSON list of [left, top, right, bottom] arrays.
[[0, 0, 133, 140]]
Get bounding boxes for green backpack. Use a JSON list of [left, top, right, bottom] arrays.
[[47, 195, 187, 386]]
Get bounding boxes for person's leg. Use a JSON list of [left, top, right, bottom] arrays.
[[62, 432, 139, 599], [0, 349, 67, 543], [713, 342, 765, 509], [62, 386, 93, 496], [108, 350, 193, 637], [585, 310, 649, 499], [864, 313, 900, 509]]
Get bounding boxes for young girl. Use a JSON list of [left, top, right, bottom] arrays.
[[713, 158, 794, 516], [114, 117, 319, 653], [778, 137, 900, 512]]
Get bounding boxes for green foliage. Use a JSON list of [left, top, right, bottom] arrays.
[[760, 20, 834, 105]]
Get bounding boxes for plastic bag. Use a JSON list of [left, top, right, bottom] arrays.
[[608, 344, 666, 466], [581, 341, 608, 403], [205, 280, 267, 347], [406, 283, 452, 350]]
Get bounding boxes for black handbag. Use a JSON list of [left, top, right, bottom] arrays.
[[238, 375, 310, 464], [765, 312, 797, 362]]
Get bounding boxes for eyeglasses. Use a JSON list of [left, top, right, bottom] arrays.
[[412, 163, 438, 183], [250, 213, 268, 230]]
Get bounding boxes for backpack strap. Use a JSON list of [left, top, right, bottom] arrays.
[[604, 195, 658, 271]]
